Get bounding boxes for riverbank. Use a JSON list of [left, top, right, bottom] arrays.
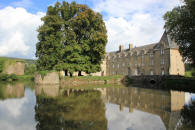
[[128, 76, 195, 93], [60, 75, 123, 87]]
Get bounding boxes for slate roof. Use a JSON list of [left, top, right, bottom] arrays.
[[107, 31, 178, 56]]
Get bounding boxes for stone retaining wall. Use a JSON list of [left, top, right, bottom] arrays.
[[34, 72, 60, 85]]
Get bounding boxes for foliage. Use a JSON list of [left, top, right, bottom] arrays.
[[0, 73, 18, 81], [25, 64, 36, 75], [180, 101, 195, 129], [0, 59, 3, 73], [185, 71, 193, 77], [164, 0, 195, 67], [36, 1, 107, 75]]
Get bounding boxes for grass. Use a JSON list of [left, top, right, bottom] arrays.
[[185, 71, 193, 77]]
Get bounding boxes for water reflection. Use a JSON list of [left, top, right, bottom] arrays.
[[35, 87, 107, 130], [0, 82, 194, 130], [0, 83, 24, 99], [0, 83, 36, 130]]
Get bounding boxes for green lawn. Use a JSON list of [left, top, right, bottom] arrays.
[[185, 71, 194, 77]]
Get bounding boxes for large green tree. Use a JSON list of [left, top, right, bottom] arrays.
[[36, 1, 107, 76], [164, 0, 195, 67]]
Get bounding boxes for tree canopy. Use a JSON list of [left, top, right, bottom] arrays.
[[36, 1, 107, 75], [164, 0, 195, 67]]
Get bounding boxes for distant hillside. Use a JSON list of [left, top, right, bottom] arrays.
[[0, 57, 35, 65]]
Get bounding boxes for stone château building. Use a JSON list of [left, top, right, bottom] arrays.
[[99, 31, 185, 76]]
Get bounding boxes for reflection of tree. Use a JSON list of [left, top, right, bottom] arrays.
[[35, 89, 107, 130], [179, 101, 195, 129]]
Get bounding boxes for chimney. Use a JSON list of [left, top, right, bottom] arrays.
[[129, 43, 133, 50], [119, 45, 124, 52]]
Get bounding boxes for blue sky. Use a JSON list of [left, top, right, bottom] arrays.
[[0, 0, 182, 59]]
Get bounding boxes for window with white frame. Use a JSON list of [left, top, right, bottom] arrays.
[[161, 58, 165, 65], [160, 49, 164, 55]]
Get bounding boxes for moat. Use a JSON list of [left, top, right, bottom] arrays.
[[0, 82, 194, 130]]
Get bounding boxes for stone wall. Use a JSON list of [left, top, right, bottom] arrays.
[[34, 72, 60, 85], [3, 61, 25, 75]]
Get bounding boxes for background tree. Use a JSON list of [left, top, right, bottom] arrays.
[[36, 1, 107, 76], [164, 0, 195, 67]]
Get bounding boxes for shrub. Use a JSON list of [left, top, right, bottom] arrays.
[[0, 73, 18, 81], [0, 73, 9, 81], [192, 71, 195, 77], [9, 74, 18, 81], [25, 64, 36, 75]]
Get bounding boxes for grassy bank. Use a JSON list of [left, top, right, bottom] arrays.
[[0, 73, 34, 82]]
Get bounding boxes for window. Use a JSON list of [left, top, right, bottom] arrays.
[[161, 69, 165, 75], [150, 59, 154, 66], [135, 57, 137, 66], [150, 53, 154, 58], [141, 54, 144, 66], [118, 64, 120, 68], [160, 49, 164, 55], [161, 58, 165, 65], [113, 64, 115, 68], [123, 63, 125, 67], [150, 70, 154, 75]]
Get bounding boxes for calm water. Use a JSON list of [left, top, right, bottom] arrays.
[[0, 82, 195, 130]]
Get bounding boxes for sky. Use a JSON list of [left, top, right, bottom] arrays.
[[0, 0, 182, 59]]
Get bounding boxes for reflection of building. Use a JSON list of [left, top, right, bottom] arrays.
[[99, 87, 185, 130], [101, 31, 185, 76], [0, 83, 24, 99]]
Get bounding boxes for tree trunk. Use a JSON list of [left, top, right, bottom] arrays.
[[65, 70, 68, 76], [78, 71, 82, 76], [69, 72, 72, 77]]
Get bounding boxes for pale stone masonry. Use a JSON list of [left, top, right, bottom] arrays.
[[100, 31, 185, 76]]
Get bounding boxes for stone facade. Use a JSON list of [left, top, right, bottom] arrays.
[[3, 61, 25, 76], [101, 31, 185, 76]]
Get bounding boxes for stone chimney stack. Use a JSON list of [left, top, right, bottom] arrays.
[[119, 45, 124, 52], [129, 44, 133, 50]]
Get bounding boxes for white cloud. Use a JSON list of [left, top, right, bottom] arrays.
[[106, 103, 166, 130], [0, 6, 44, 58], [105, 14, 164, 52], [92, 0, 182, 52]]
